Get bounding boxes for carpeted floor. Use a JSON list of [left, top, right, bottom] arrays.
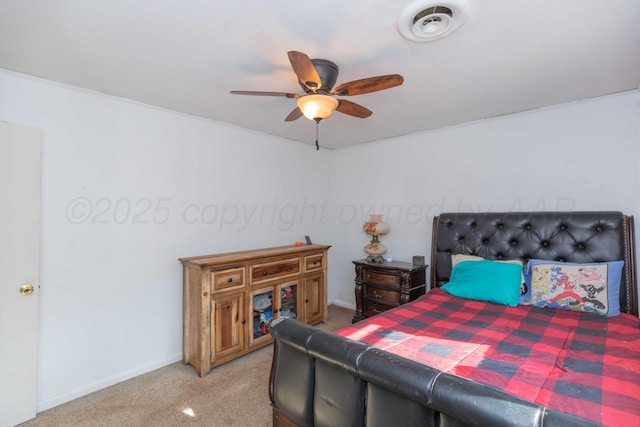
[[19, 305, 354, 427]]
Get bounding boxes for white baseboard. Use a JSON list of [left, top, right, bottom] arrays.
[[36, 353, 183, 412]]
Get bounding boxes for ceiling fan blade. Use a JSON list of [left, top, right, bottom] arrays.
[[284, 107, 303, 122], [333, 74, 404, 96], [230, 90, 299, 98], [336, 99, 372, 118], [287, 51, 322, 92]]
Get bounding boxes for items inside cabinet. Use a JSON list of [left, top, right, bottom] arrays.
[[253, 290, 273, 338], [279, 285, 297, 319], [252, 284, 299, 339]]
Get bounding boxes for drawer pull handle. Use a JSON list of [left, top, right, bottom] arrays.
[[366, 274, 370, 278], [227, 277, 233, 283], [287, 265, 293, 271], [241, 319, 246, 324], [203, 291, 208, 297], [263, 271, 268, 276], [373, 291, 383, 299]]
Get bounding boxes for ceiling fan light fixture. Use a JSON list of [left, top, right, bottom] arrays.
[[297, 94, 339, 121]]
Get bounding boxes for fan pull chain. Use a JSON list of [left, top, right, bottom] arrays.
[[315, 118, 320, 150]]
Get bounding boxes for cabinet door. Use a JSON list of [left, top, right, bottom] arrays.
[[304, 273, 325, 324], [250, 280, 300, 347], [211, 292, 246, 362], [250, 286, 274, 346], [277, 280, 300, 321]]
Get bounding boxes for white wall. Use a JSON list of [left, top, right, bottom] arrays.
[[328, 91, 640, 307], [0, 69, 332, 411], [2, 67, 639, 412]]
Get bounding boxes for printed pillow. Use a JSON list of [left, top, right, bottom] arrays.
[[442, 260, 523, 307], [451, 254, 527, 295], [521, 259, 623, 316]]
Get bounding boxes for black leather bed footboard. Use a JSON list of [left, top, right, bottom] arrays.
[[268, 318, 594, 427]]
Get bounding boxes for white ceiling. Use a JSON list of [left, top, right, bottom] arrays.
[[1, 1, 639, 149]]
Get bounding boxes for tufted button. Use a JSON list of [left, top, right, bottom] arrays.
[[577, 243, 585, 250], [510, 239, 518, 246], [542, 241, 549, 247], [497, 223, 504, 229], [559, 224, 567, 231], [496, 254, 503, 259], [558, 258, 565, 262], [524, 224, 532, 230], [458, 236, 465, 243], [445, 249, 451, 254], [471, 222, 477, 228], [595, 225, 603, 232], [447, 221, 453, 228], [482, 238, 489, 244]]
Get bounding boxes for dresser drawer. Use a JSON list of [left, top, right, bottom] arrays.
[[211, 267, 244, 292], [251, 258, 300, 282], [364, 301, 393, 318], [363, 270, 401, 287], [304, 254, 323, 272], [365, 286, 400, 305]]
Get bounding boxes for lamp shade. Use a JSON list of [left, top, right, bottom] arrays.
[[363, 214, 390, 235], [297, 94, 339, 121]]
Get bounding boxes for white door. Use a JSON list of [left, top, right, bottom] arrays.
[[0, 122, 41, 426]]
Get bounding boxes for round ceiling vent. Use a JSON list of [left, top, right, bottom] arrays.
[[397, 0, 470, 42], [413, 7, 453, 38]]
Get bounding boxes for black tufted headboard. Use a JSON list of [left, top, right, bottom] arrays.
[[431, 211, 638, 316]]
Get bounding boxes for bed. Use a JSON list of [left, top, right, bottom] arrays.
[[268, 211, 640, 427]]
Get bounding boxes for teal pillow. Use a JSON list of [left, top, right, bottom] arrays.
[[441, 260, 523, 306]]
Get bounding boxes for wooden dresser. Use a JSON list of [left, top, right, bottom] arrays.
[[352, 259, 427, 323], [180, 244, 330, 377]]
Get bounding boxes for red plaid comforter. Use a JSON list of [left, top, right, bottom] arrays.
[[336, 289, 640, 426]]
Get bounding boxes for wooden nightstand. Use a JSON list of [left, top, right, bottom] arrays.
[[352, 259, 428, 323]]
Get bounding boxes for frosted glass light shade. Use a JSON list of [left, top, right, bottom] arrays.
[[363, 214, 390, 235], [297, 94, 339, 121]]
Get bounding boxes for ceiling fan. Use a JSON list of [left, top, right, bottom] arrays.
[[231, 51, 404, 148]]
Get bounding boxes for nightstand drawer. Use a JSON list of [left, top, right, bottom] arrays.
[[251, 258, 300, 282], [364, 270, 400, 286], [365, 286, 400, 305], [211, 267, 244, 291], [365, 301, 392, 318]]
